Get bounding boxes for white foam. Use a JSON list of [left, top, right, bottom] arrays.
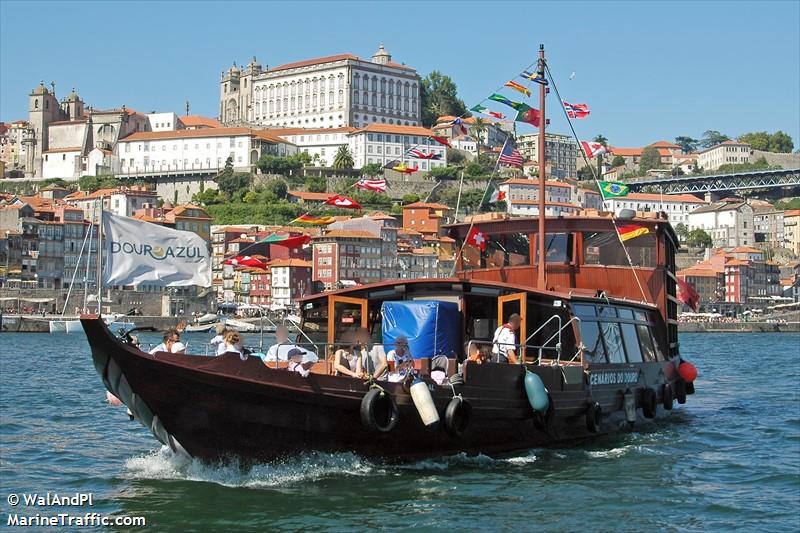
[[122, 446, 375, 488]]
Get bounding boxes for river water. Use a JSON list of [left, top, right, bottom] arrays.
[[1, 331, 798, 532]]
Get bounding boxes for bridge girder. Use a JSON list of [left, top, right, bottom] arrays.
[[627, 168, 800, 195]]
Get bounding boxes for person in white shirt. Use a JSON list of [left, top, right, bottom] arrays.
[[266, 325, 318, 363], [492, 313, 521, 364], [354, 327, 387, 380], [386, 336, 413, 382], [287, 347, 318, 378], [208, 324, 228, 356], [149, 330, 179, 355]]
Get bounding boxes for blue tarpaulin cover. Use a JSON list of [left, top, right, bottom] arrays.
[[381, 300, 460, 359]]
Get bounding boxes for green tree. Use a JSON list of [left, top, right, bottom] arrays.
[[774, 197, 800, 210], [768, 131, 794, 153], [577, 166, 595, 181], [700, 130, 730, 149], [266, 179, 288, 200], [687, 228, 713, 248], [447, 149, 466, 166], [674, 136, 699, 153], [610, 155, 626, 168], [674, 223, 689, 241], [192, 188, 225, 205], [420, 71, 467, 127], [242, 191, 260, 203], [639, 146, 662, 174], [593, 134, 608, 177], [216, 172, 253, 198], [402, 193, 421, 204], [427, 165, 460, 180], [737, 131, 771, 151], [332, 145, 354, 170], [469, 118, 487, 159], [305, 176, 327, 193], [360, 163, 383, 177]]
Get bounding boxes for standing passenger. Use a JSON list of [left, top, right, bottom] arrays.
[[492, 313, 521, 364]]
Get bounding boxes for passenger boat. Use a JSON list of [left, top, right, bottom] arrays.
[[81, 46, 697, 464]]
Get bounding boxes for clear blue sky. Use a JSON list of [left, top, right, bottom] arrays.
[[1, 0, 798, 148]]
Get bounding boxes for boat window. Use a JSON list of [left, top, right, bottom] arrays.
[[505, 233, 530, 266], [578, 320, 606, 363], [534, 233, 572, 264], [599, 306, 617, 318], [485, 239, 505, 268], [618, 308, 634, 320], [636, 324, 657, 362], [573, 304, 596, 318], [600, 321, 626, 363], [621, 322, 643, 362], [461, 244, 481, 270], [634, 310, 648, 322], [582, 231, 656, 268], [302, 303, 328, 346]]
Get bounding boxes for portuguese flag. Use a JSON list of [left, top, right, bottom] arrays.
[[259, 233, 311, 247], [617, 224, 650, 242], [598, 180, 630, 198]]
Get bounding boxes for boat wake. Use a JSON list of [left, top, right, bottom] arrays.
[[121, 446, 545, 487], [122, 446, 375, 488]]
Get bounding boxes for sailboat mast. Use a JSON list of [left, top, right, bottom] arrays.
[[536, 44, 547, 288], [96, 203, 103, 315]]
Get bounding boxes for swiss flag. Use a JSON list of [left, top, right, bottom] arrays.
[[466, 227, 488, 251]]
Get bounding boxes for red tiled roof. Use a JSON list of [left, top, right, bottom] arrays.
[[43, 146, 82, 154], [268, 54, 359, 72], [268, 258, 313, 268], [287, 190, 333, 202], [179, 115, 223, 128], [403, 201, 452, 210], [351, 124, 433, 136]]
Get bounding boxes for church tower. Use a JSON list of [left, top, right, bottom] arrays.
[[241, 56, 262, 124], [220, 62, 242, 125], [28, 81, 64, 177], [371, 43, 391, 65], [61, 88, 85, 120]]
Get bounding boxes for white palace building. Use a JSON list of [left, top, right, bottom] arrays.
[[219, 44, 422, 130]]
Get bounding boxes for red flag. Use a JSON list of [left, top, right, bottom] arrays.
[[325, 194, 362, 209], [563, 101, 590, 119], [515, 107, 541, 127], [466, 226, 488, 251], [355, 177, 387, 192], [223, 255, 267, 269], [580, 141, 608, 159], [269, 234, 311, 248], [432, 136, 451, 148], [677, 278, 700, 312]]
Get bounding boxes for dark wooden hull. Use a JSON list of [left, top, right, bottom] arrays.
[[82, 316, 687, 464]]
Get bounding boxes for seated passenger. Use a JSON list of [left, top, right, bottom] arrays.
[[355, 327, 388, 380], [149, 329, 179, 354], [266, 325, 318, 363], [430, 354, 450, 385], [333, 344, 364, 378], [171, 341, 187, 354], [209, 324, 228, 356], [466, 342, 491, 365], [287, 348, 315, 378], [386, 336, 413, 383], [223, 331, 245, 359], [492, 313, 521, 364]]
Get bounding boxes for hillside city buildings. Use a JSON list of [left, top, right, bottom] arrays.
[[1, 44, 799, 316]]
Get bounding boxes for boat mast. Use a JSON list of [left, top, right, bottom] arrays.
[[96, 202, 103, 315], [536, 44, 547, 288]]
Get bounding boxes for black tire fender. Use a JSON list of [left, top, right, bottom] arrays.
[[663, 383, 674, 411], [444, 397, 472, 438], [360, 388, 399, 433], [675, 379, 687, 404], [586, 401, 602, 433], [642, 387, 657, 419]]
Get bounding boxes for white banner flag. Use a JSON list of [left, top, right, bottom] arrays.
[[102, 211, 211, 287]]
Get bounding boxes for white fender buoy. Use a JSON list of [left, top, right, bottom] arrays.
[[106, 391, 123, 406], [410, 378, 440, 427], [524, 371, 549, 413]]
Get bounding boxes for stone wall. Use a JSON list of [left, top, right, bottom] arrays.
[[752, 150, 800, 169]]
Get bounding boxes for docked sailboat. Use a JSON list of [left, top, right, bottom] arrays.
[[82, 46, 698, 464]]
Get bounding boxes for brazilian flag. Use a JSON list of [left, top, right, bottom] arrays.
[[598, 180, 630, 199]]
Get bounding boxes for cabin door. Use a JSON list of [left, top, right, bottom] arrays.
[[497, 293, 527, 362], [327, 295, 368, 347]]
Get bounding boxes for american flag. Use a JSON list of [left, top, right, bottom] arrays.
[[498, 141, 524, 168], [355, 177, 386, 192]]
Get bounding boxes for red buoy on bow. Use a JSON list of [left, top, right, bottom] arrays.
[[678, 361, 697, 383]]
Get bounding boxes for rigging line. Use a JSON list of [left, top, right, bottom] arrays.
[[544, 63, 650, 304], [449, 137, 509, 277], [235, 57, 542, 260]]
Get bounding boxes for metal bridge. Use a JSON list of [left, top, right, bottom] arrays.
[[626, 168, 800, 195]]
